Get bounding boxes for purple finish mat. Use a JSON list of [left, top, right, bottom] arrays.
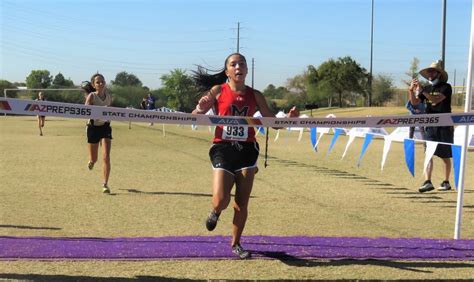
[[1, 235, 473, 261]]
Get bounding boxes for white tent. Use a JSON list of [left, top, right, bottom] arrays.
[[275, 110, 286, 118]]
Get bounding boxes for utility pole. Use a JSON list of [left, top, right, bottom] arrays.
[[368, 0, 374, 107], [441, 0, 447, 64], [237, 22, 240, 53], [462, 77, 466, 97], [251, 58, 255, 88], [453, 69, 457, 93]]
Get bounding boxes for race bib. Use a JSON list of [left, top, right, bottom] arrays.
[[222, 125, 248, 140]]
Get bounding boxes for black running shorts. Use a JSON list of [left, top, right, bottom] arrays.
[[424, 126, 454, 158], [209, 141, 260, 174], [87, 123, 112, 144]]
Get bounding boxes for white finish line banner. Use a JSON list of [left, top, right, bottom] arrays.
[[1, 98, 474, 128]]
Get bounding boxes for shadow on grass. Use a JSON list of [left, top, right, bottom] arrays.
[[268, 156, 402, 185], [392, 196, 443, 200], [387, 191, 433, 195], [255, 251, 474, 274], [442, 205, 474, 209], [275, 257, 474, 274], [266, 155, 473, 206], [373, 187, 410, 191], [0, 274, 199, 282], [118, 189, 257, 199], [120, 189, 212, 198], [417, 200, 457, 204], [365, 183, 395, 186], [0, 224, 61, 230]]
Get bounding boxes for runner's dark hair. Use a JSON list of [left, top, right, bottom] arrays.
[[81, 81, 95, 94], [91, 73, 105, 83], [192, 53, 246, 94]]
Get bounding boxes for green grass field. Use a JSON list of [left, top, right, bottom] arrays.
[[1, 109, 474, 280]]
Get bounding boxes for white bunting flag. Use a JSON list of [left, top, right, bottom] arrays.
[[381, 136, 393, 170], [316, 127, 330, 148], [274, 129, 280, 142], [423, 141, 439, 173], [342, 134, 357, 159], [297, 129, 304, 142]]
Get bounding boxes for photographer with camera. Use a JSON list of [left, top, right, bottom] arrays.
[[409, 60, 453, 193]]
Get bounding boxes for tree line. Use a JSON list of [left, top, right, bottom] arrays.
[[1, 56, 404, 112]]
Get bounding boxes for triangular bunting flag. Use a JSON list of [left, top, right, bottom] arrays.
[[327, 128, 342, 156], [274, 129, 280, 142], [357, 133, 374, 167], [404, 139, 415, 177], [310, 128, 317, 151], [297, 129, 304, 142], [342, 134, 357, 159], [316, 128, 330, 148], [423, 141, 438, 174], [452, 144, 462, 189], [381, 136, 392, 170]]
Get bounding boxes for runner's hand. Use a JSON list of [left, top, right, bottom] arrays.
[[196, 94, 215, 113], [287, 106, 299, 118]]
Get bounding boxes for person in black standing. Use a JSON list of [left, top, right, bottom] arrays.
[[146, 93, 156, 125], [409, 60, 453, 193]]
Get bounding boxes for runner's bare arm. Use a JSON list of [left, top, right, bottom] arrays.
[[85, 93, 94, 106], [192, 85, 221, 114]]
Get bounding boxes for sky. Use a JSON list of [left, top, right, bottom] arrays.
[[1, 0, 472, 91]]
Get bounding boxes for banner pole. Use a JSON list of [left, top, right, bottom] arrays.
[[454, 0, 474, 240]]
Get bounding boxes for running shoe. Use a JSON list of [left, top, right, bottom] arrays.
[[88, 161, 95, 170], [419, 180, 434, 193], [102, 183, 110, 194], [232, 244, 251, 259], [438, 181, 452, 191], [205, 210, 220, 231]]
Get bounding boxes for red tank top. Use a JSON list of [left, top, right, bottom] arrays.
[[213, 83, 257, 143]]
